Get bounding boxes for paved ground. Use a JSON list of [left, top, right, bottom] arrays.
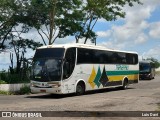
[[0, 74, 160, 120]]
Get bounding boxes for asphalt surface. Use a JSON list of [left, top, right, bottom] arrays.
[[0, 73, 160, 120]]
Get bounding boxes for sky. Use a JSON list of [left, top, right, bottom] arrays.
[[0, 0, 160, 70]]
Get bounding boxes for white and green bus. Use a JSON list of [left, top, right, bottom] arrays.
[[30, 44, 139, 95]]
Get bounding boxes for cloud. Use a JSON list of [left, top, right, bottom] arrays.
[[111, 1, 155, 45], [111, 25, 136, 43], [0, 52, 11, 64], [98, 18, 106, 23], [96, 30, 111, 38], [97, 0, 160, 51], [99, 41, 126, 50], [124, 5, 154, 25], [0, 52, 11, 70], [149, 22, 160, 39], [21, 28, 44, 43], [54, 36, 75, 44], [135, 33, 148, 44], [142, 45, 160, 60]]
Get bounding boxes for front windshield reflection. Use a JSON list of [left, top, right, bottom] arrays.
[[32, 59, 62, 82]]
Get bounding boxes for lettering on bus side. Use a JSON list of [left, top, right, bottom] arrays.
[[116, 65, 129, 71]]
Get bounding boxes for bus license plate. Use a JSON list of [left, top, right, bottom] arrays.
[[40, 90, 46, 93]]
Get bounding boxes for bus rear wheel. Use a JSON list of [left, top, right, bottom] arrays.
[[76, 83, 85, 95], [122, 79, 128, 90]]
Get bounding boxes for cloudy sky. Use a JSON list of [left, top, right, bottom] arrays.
[[95, 0, 160, 60], [0, 0, 160, 70]]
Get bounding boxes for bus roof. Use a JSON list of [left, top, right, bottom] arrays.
[[37, 43, 138, 54]]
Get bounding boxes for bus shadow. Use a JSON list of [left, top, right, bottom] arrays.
[[139, 79, 153, 81], [26, 93, 75, 99], [84, 87, 135, 95], [26, 87, 135, 99]]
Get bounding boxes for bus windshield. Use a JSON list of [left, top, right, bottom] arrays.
[[31, 48, 64, 82], [140, 63, 151, 73]]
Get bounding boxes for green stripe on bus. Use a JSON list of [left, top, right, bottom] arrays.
[[106, 70, 139, 76]]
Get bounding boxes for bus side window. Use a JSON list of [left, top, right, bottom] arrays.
[[117, 52, 127, 64], [77, 48, 94, 64], [63, 48, 76, 79], [126, 53, 138, 65]]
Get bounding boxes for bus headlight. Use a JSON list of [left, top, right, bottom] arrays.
[[30, 82, 40, 87], [30, 83, 35, 87], [148, 73, 151, 77], [51, 84, 61, 88]]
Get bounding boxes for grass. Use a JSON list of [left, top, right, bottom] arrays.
[[156, 71, 160, 77], [0, 85, 31, 95], [0, 90, 14, 95], [156, 71, 160, 74], [0, 80, 7, 84], [156, 103, 160, 111]]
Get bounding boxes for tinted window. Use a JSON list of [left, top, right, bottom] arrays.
[[126, 53, 138, 64], [77, 48, 94, 64], [117, 52, 127, 64], [34, 48, 65, 59], [77, 48, 138, 65]]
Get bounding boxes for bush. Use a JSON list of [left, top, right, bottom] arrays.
[[0, 90, 13, 95], [0, 72, 30, 84], [6, 74, 30, 84], [0, 80, 7, 84], [0, 72, 7, 82], [18, 85, 31, 95]]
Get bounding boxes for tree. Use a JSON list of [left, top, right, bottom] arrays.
[[9, 33, 42, 74], [0, 0, 42, 75], [26, 0, 84, 45], [25, 0, 141, 45], [1, 0, 142, 47], [0, 0, 32, 50], [75, 0, 142, 44], [9, 24, 42, 74], [0, 0, 16, 50], [8, 30, 42, 81], [146, 58, 160, 69]]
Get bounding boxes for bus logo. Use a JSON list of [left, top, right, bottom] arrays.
[[116, 65, 129, 71]]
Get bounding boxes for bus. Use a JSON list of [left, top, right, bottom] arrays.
[[30, 44, 139, 95], [139, 61, 155, 80]]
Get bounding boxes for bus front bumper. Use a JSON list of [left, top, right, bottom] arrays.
[[30, 86, 62, 94], [139, 73, 151, 80]]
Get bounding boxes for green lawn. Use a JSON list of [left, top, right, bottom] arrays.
[[157, 103, 160, 111], [156, 71, 160, 75]]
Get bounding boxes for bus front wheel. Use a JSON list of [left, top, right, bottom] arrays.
[[76, 82, 85, 95]]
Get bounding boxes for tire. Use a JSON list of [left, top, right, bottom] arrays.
[[149, 75, 152, 80], [76, 83, 85, 95], [149, 77, 152, 80], [122, 79, 128, 90]]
